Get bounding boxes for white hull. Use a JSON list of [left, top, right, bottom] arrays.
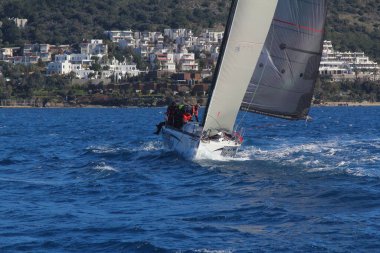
[[162, 123, 241, 160]]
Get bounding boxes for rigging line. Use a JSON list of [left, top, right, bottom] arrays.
[[235, 23, 277, 131], [204, 114, 224, 132]]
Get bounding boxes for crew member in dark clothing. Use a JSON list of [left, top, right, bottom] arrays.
[[173, 104, 185, 128], [166, 102, 177, 126], [192, 104, 200, 122], [154, 102, 177, 135]]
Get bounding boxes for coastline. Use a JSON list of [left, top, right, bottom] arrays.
[[1, 102, 380, 109]]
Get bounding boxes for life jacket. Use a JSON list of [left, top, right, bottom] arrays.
[[183, 113, 192, 123]]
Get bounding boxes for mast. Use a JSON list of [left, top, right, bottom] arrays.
[[202, 0, 278, 133]]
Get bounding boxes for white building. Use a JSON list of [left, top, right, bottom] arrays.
[[104, 30, 135, 43], [164, 29, 190, 41], [54, 54, 71, 63], [80, 40, 108, 58], [70, 54, 92, 65], [48, 54, 92, 76], [149, 51, 176, 72], [201, 29, 224, 44], [73, 69, 95, 79], [319, 40, 379, 76], [102, 59, 140, 80], [174, 49, 198, 72], [47, 61, 72, 75], [9, 18, 28, 28]]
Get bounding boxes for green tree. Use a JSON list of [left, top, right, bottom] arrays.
[[1, 19, 21, 45], [90, 63, 101, 72]]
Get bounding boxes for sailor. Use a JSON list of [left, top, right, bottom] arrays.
[[166, 101, 177, 126], [173, 104, 185, 128], [154, 102, 176, 135], [192, 103, 200, 122]]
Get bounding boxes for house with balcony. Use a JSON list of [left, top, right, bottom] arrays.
[[13, 56, 39, 65], [174, 49, 198, 72], [70, 54, 92, 66], [47, 60, 72, 75], [80, 40, 108, 58], [22, 43, 52, 62], [319, 40, 379, 78], [101, 59, 140, 81], [164, 29, 189, 41], [104, 30, 135, 43], [0, 47, 21, 62], [149, 51, 176, 73], [48, 45, 71, 55], [201, 29, 224, 44], [74, 69, 95, 79]]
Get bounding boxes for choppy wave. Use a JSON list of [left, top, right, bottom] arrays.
[[235, 138, 380, 178], [87, 145, 122, 154], [1, 107, 379, 253], [93, 161, 119, 172]]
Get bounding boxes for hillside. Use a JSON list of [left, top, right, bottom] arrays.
[[326, 0, 380, 61], [0, 0, 230, 45], [0, 0, 379, 61]]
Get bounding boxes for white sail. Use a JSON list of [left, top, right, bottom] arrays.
[[202, 0, 278, 133]]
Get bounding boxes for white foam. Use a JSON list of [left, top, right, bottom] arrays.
[[93, 162, 118, 172], [359, 156, 380, 163], [304, 159, 321, 166], [337, 161, 348, 167], [326, 148, 338, 156], [192, 250, 233, 253], [306, 167, 335, 173], [344, 168, 368, 177], [88, 145, 120, 154], [194, 145, 249, 162], [131, 141, 164, 152]]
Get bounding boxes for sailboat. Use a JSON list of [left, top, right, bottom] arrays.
[[160, 0, 327, 159]]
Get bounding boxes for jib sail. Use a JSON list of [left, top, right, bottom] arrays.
[[202, 0, 278, 132]]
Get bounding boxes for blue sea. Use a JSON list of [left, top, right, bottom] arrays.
[[0, 107, 379, 253]]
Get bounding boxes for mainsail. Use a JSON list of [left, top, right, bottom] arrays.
[[202, 0, 278, 133], [242, 0, 328, 119]]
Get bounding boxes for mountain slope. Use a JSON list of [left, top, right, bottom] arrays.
[[0, 0, 379, 61]]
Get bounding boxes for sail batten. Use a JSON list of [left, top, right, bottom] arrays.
[[242, 0, 328, 120]]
